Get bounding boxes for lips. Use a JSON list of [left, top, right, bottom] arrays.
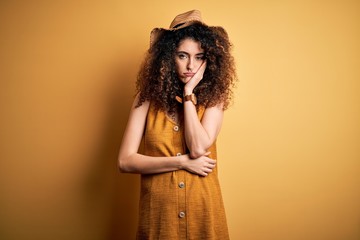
[[184, 73, 195, 77]]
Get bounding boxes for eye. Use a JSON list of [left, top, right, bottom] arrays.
[[196, 54, 205, 60], [177, 53, 187, 59]]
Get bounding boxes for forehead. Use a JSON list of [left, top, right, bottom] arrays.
[[177, 38, 204, 52]]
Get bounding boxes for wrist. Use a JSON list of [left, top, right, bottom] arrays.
[[183, 87, 193, 96], [183, 93, 197, 105], [178, 154, 188, 170]]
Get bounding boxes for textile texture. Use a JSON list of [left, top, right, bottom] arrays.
[[136, 102, 229, 240]]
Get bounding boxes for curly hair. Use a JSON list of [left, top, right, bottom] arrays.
[[135, 22, 237, 113]]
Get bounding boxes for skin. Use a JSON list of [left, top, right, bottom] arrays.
[[174, 38, 206, 84], [118, 38, 224, 177]]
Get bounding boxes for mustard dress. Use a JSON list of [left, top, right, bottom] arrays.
[[136, 102, 229, 240]]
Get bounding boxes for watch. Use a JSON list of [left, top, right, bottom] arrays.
[[184, 93, 197, 105]]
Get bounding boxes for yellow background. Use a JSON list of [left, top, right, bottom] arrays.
[[1, 1, 359, 239]]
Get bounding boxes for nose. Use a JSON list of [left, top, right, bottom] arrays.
[[187, 58, 194, 71]]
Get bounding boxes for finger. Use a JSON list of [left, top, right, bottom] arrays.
[[203, 166, 213, 172], [203, 151, 211, 156], [205, 167, 213, 172], [208, 159, 216, 164], [198, 60, 207, 72], [192, 61, 207, 79], [207, 163, 215, 169], [195, 65, 206, 77], [205, 161, 215, 167], [201, 60, 207, 69]]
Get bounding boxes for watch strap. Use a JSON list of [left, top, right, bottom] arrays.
[[184, 93, 197, 105]]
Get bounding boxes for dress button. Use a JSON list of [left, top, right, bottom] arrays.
[[178, 182, 185, 188], [176, 153, 182, 156], [173, 125, 179, 131], [179, 211, 185, 218]]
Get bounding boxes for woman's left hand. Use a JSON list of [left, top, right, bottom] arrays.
[[184, 60, 207, 94]]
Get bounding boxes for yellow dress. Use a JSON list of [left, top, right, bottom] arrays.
[[137, 102, 229, 240]]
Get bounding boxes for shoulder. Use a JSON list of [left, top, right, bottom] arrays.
[[131, 92, 151, 116], [203, 102, 225, 113], [200, 103, 224, 122]]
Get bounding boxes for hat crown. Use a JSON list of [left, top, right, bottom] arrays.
[[169, 10, 203, 29]]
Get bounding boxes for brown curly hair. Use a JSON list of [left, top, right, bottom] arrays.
[[135, 22, 237, 113]]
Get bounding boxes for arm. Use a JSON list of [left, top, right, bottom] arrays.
[[183, 62, 224, 159], [118, 93, 217, 176], [183, 98, 224, 159]]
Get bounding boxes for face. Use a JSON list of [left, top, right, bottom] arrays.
[[174, 38, 205, 84]]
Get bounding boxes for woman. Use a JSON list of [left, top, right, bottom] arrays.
[[118, 10, 236, 239]]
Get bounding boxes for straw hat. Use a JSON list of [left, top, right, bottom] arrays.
[[150, 10, 210, 47]]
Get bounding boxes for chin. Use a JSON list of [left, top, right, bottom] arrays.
[[179, 78, 187, 84]]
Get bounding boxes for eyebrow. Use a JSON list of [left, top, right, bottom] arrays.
[[176, 51, 205, 56]]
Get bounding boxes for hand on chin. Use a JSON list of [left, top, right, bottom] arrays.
[[179, 76, 192, 84]]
